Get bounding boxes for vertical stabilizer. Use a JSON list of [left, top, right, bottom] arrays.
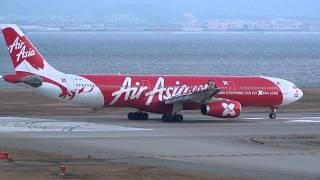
[[0, 24, 61, 75]]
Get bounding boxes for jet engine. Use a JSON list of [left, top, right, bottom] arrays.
[[201, 100, 241, 118]]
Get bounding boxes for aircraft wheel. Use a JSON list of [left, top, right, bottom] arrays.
[[142, 113, 149, 120], [174, 114, 183, 122], [269, 113, 276, 119], [269, 107, 277, 119], [128, 112, 134, 120], [161, 114, 170, 122], [128, 112, 148, 120], [162, 114, 183, 122], [162, 114, 174, 122]]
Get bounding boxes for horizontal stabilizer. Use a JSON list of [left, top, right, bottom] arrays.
[[20, 75, 43, 88], [2, 74, 42, 88]]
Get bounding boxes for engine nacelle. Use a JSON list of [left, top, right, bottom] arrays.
[[201, 100, 241, 118]]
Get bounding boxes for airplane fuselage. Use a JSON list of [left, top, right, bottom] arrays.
[[24, 74, 301, 114], [0, 24, 304, 121]]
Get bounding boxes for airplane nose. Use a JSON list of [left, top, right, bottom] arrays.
[[282, 86, 303, 106], [293, 88, 303, 101]]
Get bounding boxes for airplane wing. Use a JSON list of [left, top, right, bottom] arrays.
[[164, 85, 223, 105]]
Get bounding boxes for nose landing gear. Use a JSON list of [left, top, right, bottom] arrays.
[[269, 108, 277, 119]]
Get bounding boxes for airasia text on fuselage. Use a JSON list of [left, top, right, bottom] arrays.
[[110, 77, 208, 105]]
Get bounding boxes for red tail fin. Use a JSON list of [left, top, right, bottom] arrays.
[[0, 24, 59, 74], [1, 24, 45, 70]]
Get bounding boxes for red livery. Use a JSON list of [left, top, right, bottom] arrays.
[[0, 24, 303, 122]]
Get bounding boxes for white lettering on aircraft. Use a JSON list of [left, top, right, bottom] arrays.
[[9, 37, 35, 62], [110, 77, 207, 106]]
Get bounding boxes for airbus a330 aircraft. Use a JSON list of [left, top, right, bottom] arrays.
[[0, 24, 303, 122]]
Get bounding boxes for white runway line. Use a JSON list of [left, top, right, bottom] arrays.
[[240, 118, 264, 120], [242, 116, 320, 122], [302, 117, 320, 119], [285, 118, 320, 123], [0, 117, 153, 132]]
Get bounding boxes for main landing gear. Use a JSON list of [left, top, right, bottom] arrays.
[[269, 108, 277, 119], [161, 114, 184, 122], [128, 112, 148, 120]]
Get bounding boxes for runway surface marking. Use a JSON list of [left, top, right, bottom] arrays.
[[240, 118, 264, 120], [286, 120, 320, 123], [242, 116, 320, 122], [284, 116, 320, 123], [0, 117, 153, 132], [301, 117, 320, 119]]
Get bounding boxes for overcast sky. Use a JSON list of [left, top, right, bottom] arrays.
[[1, 0, 319, 22]]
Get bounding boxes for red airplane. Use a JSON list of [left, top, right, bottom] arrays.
[[0, 24, 303, 122]]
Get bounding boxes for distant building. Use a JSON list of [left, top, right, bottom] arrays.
[[205, 19, 247, 31], [271, 19, 303, 31], [310, 24, 320, 31], [21, 25, 60, 32]]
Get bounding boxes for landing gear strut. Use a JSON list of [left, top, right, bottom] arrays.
[[128, 112, 148, 120], [161, 114, 183, 122], [269, 108, 277, 119]]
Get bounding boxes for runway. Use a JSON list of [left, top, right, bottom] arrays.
[[0, 113, 320, 179]]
